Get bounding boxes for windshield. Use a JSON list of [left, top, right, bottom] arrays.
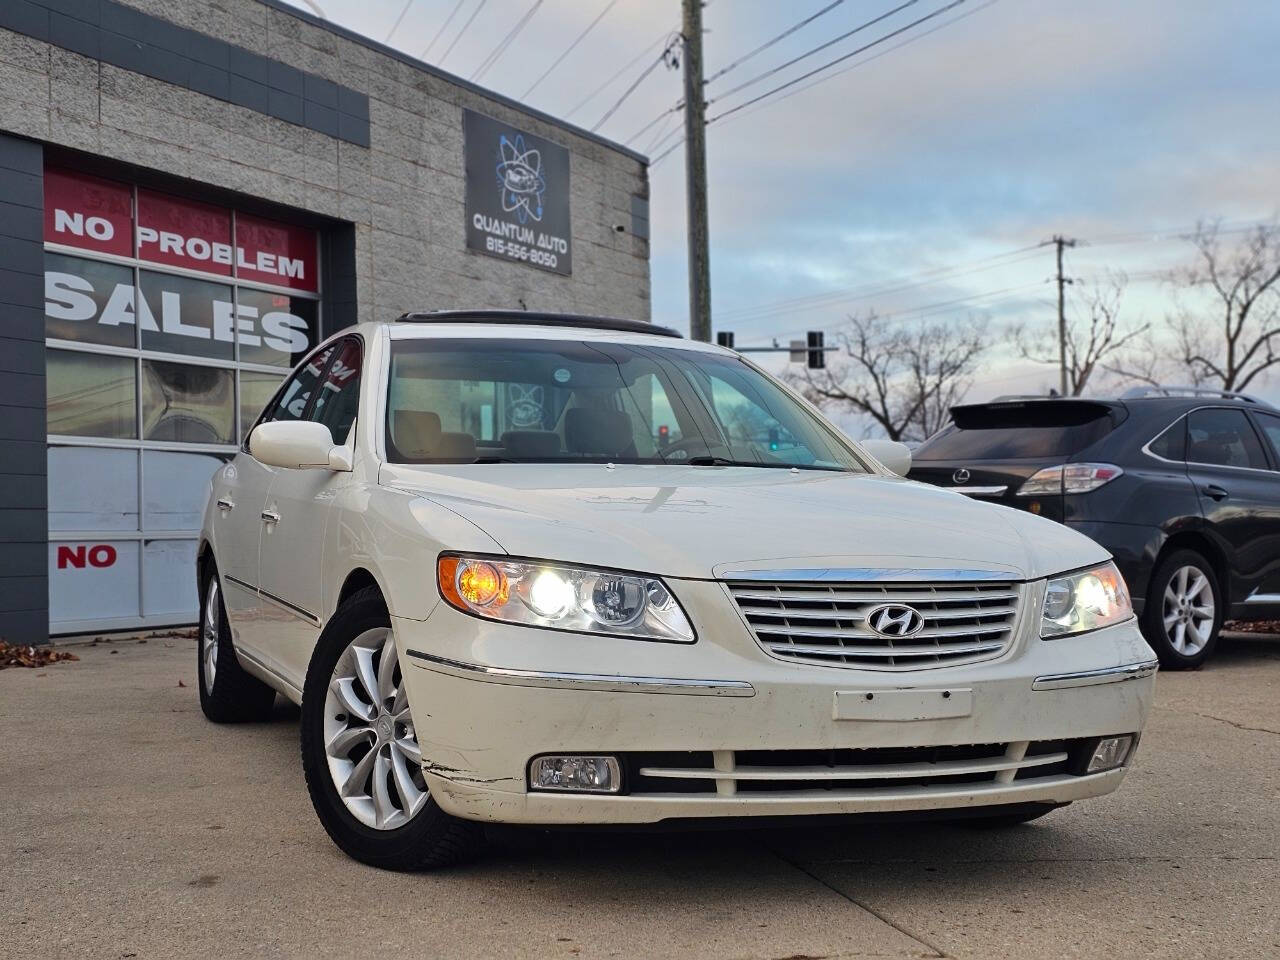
[[384, 337, 864, 472]]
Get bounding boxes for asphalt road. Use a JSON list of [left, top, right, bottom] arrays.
[[3, 633, 1278, 960]]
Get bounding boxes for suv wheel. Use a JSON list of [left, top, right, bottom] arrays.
[[299, 585, 483, 870], [1142, 549, 1221, 669], [198, 564, 277, 722]]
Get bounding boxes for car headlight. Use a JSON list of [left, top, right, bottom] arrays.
[[1041, 561, 1133, 638], [437, 554, 696, 642]]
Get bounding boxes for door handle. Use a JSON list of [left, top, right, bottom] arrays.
[[216, 496, 234, 511], [261, 508, 281, 524], [1201, 484, 1229, 501]]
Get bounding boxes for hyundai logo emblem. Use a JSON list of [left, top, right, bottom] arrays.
[[952, 468, 971, 484], [866, 603, 926, 638]]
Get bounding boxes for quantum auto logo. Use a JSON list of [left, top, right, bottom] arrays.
[[866, 604, 926, 638], [496, 133, 546, 224]]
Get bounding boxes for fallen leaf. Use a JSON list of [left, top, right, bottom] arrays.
[[0, 640, 80, 670], [177, 679, 186, 687]]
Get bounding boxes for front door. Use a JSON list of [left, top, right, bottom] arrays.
[[258, 336, 363, 685], [1183, 406, 1280, 608]]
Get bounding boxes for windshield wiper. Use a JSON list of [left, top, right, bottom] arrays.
[[685, 456, 845, 471]]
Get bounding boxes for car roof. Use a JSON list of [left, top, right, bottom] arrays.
[[398, 309, 682, 338]]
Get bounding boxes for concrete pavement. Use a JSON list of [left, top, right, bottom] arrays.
[[2, 633, 1277, 959]]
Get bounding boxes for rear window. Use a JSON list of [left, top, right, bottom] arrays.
[[914, 401, 1119, 461]]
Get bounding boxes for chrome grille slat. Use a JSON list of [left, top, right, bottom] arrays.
[[728, 576, 1021, 670]]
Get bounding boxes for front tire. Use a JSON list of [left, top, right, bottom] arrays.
[[299, 586, 483, 870], [198, 563, 276, 723], [1141, 549, 1222, 670]]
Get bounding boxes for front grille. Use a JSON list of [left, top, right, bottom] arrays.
[[624, 740, 1083, 796], [727, 577, 1021, 669]]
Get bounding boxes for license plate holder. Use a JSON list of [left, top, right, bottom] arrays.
[[834, 688, 973, 722]]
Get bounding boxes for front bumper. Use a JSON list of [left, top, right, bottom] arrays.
[[395, 579, 1157, 825]]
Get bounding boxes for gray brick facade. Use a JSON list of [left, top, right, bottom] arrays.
[[0, 0, 651, 322]]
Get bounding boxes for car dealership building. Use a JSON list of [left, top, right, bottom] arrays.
[[0, 0, 652, 641]]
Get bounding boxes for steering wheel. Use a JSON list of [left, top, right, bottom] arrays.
[[656, 438, 714, 461]]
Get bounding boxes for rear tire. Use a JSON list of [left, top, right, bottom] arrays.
[[1142, 549, 1222, 670], [299, 585, 484, 870], [198, 562, 277, 723]]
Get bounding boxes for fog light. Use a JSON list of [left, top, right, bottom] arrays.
[[1086, 735, 1134, 773], [530, 755, 621, 793]]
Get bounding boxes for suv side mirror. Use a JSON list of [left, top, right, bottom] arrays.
[[861, 438, 912, 477], [249, 421, 351, 471]]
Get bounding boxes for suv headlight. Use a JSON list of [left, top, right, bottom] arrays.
[[1041, 561, 1133, 638], [437, 554, 696, 642]]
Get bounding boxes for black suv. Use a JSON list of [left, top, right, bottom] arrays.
[[908, 388, 1280, 669]]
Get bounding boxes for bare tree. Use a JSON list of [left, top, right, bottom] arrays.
[[786, 313, 987, 442], [1165, 220, 1280, 391], [1017, 270, 1148, 396]]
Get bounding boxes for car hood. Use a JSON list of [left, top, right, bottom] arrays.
[[380, 462, 1109, 581]]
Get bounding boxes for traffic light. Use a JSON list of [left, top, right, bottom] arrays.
[[807, 330, 825, 369], [658, 424, 669, 447], [716, 331, 735, 348], [767, 427, 779, 451]]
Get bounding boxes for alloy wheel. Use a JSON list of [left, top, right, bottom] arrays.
[[322, 628, 427, 830], [1161, 564, 1215, 656], [202, 578, 220, 695]]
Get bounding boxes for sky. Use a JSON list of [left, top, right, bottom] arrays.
[[281, 0, 1280, 408]]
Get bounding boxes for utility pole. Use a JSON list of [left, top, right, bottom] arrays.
[[1043, 235, 1077, 395], [682, 0, 711, 342]]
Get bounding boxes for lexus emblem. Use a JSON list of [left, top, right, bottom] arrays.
[[952, 468, 971, 484], [866, 604, 926, 638]]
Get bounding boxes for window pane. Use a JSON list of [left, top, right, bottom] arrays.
[[142, 539, 199, 615], [262, 345, 335, 424], [142, 360, 234, 444], [1187, 408, 1268, 469], [1147, 417, 1187, 462], [235, 287, 319, 368], [48, 447, 139, 531], [1254, 413, 1280, 466], [240, 371, 285, 438], [47, 349, 137, 438], [311, 338, 361, 444], [139, 270, 235, 360], [44, 253, 136, 347], [49, 539, 141, 625], [143, 451, 230, 528]]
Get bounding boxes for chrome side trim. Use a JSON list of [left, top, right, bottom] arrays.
[[1032, 660, 1158, 691], [941, 485, 1008, 496], [259, 586, 323, 627], [406, 650, 755, 697], [1243, 591, 1280, 604], [222, 573, 256, 594], [722, 567, 1018, 583]]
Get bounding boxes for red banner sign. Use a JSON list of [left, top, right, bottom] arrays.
[[43, 168, 319, 293]]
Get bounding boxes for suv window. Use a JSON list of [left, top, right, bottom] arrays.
[[1186, 408, 1268, 469], [1147, 417, 1187, 461], [914, 401, 1117, 461], [1250, 411, 1280, 467]]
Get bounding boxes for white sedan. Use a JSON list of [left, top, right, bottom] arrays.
[[197, 311, 1157, 870]]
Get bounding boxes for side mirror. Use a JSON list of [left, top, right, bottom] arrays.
[[861, 438, 912, 478], [249, 421, 350, 470]]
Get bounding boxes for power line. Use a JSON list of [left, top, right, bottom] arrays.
[[471, 0, 545, 82], [437, 0, 490, 67], [564, 30, 672, 119], [421, 0, 468, 59], [649, 0, 994, 167], [711, 0, 920, 104], [710, 0, 969, 125], [522, 0, 620, 99], [385, 0, 415, 43], [716, 0, 1001, 128], [705, 0, 848, 86], [591, 36, 680, 132]]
